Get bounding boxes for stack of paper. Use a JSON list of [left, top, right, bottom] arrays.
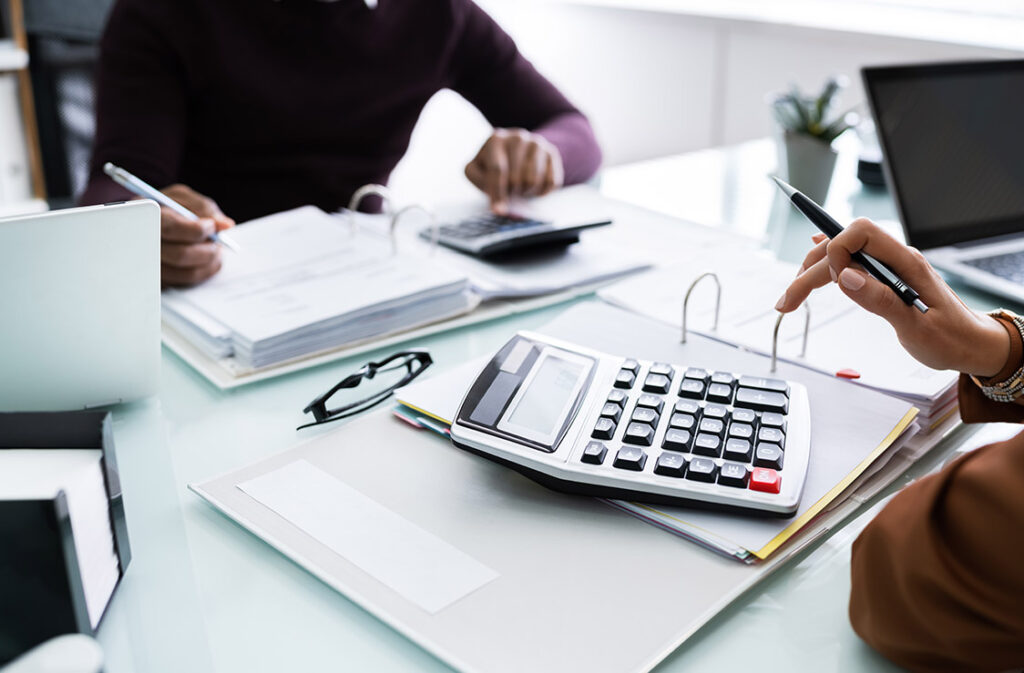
[[162, 207, 477, 369], [599, 247, 960, 425]]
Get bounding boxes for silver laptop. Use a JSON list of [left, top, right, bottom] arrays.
[[863, 60, 1024, 302], [0, 201, 161, 411]]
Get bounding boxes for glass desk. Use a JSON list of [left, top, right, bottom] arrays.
[[94, 138, 1017, 673]]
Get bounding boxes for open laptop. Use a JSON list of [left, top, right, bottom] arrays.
[[863, 60, 1024, 302], [0, 201, 161, 411]]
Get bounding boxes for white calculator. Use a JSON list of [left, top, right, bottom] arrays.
[[450, 332, 811, 516]]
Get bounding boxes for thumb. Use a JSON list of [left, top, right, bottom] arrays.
[[837, 267, 912, 329]]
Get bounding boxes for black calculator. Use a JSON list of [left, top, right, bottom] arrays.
[[424, 213, 612, 258], [449, 332, 811, 516]]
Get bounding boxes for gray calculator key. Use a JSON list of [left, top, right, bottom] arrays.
[[678, 379, 706, 399], [698, 418, 724, 436], [592, 417, 616, 440], [654, 451, 687, 477], [706, 383, 733, 403], [668, 413, 696, 430], [738, 375, 790, 396], [703, 404, 728, 419], [723, 438, 753, 462], [581, 441, 607, 465], [631, 407, 659, 426], [674, 400, 701, 416], [615, 369, 636, 389], [649, 363, 675, 378], [734, 388, 789, 413], [710, 371, 735, 386], [718, 462, 749, 487], [662, 428, 692, 452], [686, 457, 717, 482], [758, 427, 786, 447], [621, 359, 640, 374], [636, 394, 665, 413], [731, 408, 756, 424], [727, 423, 754, 440], [684, 368, 709, 382], [760, 412, 786, 429], [692, 433, 721, 457], [643, 373, 672, 394], [607, 390, 628, 407], [614, 446, 647, 471], [622, 422, 655, 446], [754, 444, 784, 469], [600, 403, 622, 423]]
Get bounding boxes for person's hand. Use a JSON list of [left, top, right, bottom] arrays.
[[775, 218, 1010, 377], [465, 128, 564, 214], [159, 184, 235, 287]]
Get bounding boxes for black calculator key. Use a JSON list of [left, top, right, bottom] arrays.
[[718, 462, 750, 488], [581, 441, 607, 465], [621, 359, 640, 374], [668, 413, 696, 431], [636, 394, 665, 413], [600, 403, 622, 423], [649, 362, 675, 378], [754, 444, 785, 470], [710, 371, 735, 386], [731, 408, 757, 425], [592, 418, 616, 440], [703, 404, 728, 419], [692, 433, 722, 457], [678, 379, 706, 399], [727, 423, 754, 440], [684, 367, 709, 382], [760, 412, 786, 429], [734, 388, 789, 413], [738, 375, 790, 396], [706, 383, 734, 403], [607, 390, 628, 407], [674, 399, 701, 416], [643, 373, 672, 394], [654, 451, 687, 477], [614, 446, 647, 471], [758, 427, 786, 447], [615, 369, 636, 389], [662, 429, 692, 452], [698, 418, 724, 436], [622, 422, 655, 446], [631, 407, 659, 426], [724, 438, 753, 462], [686, 457, 718, 482]]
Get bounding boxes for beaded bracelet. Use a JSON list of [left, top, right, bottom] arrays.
[[971, 309, 1024, 403]]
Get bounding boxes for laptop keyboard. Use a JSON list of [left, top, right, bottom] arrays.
[[963, 250, 1024, 284]]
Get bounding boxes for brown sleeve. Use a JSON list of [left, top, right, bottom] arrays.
[[849, 433, 1024, 672], [958, 316, 1024, 423]]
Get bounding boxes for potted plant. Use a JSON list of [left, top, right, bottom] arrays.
[[771, 77, 859, 203]]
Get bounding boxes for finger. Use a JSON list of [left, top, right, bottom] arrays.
[[163, 184, 228, 220], [825, 218, 933, 287], [464, 159, 486, 192], [539, 152, 559, 196], [161, 240, 220, 268], [505, 131, 528, 196], [798, 238, 829, 274], [161, 210, 215, 243], [161, 256, 222, 287], [776, 257, 832, 312], [811, 233, 827, 244], [835, 267, 915, 331], [521, 141, 545, 196], [484, 138, 510, 213]]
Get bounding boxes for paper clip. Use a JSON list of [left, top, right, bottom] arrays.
[[346, 184, 393, 237], [390, 204, 440, 257], [681, 272, 721, 344], [770, 303, 810, 373]]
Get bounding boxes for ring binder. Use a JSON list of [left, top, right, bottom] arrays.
[[391, 204, 440, 256], [770, 304, 810, 373], [346, 184, 393, 237], [681, 272, 720, 344]]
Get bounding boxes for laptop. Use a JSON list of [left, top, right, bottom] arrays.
[[0, 201, 161, 411], [863, 59, 1024, 302]]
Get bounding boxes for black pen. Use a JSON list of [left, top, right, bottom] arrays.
[[771, 176, 928, 314]]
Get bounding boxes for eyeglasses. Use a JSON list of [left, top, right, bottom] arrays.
[[298, 351, 433, 430]]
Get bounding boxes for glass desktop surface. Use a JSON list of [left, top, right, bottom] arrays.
[[95, 137, 1015, 673]]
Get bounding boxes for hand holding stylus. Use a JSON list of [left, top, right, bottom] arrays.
[[776, 218, 1010, 378]]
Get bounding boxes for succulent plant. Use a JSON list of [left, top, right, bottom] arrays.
[[771, 76, 859, 145]]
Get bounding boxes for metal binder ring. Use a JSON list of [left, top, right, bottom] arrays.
[[681, 272, 721, 344], [770, 303, 811, 373], [390, 204, 439, 256], [346, 184, 393, 237]]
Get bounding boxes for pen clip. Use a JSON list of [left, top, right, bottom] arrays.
[[681, 271, 721, 344]]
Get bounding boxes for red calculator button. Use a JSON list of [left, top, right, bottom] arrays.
[[749, 468, 782, 494]]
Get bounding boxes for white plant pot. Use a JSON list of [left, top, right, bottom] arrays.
[[780, 131, 838, 204]]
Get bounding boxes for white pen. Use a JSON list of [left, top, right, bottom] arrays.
[[103, 162, 240, 252]]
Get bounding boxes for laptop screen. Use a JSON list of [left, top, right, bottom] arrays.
[[863, 60, 1024, 250]]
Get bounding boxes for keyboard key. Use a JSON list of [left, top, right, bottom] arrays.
[[622, 422, 655, 446], [706, 383, 733, 403], [654, 451, 687, 477], [636, 394, 665, 413], [738, 375, 789, 396], [614, 446, 647, 471], [592, 417, 616, 440], [607, 390, 628, 407], [750, 467, 782, 494], [581, 441, 607, 465], [754, 444, 784, 469], [668, 412, 696, 430], [600, 403, 622, 423], [662, 428, 692, 452], [727, 423, 754, 440], [718, 462, 749, 487], [649, 362, 675, 378], [692, 433, 721, 457], [686, 457, 718, 482], [723, 438, 753, 462], [703, 404, 728, 419], [710, 371, 735, 386], [643, 373, 672, 394], [760, 412, 786, 429], [684, 367, 709, 382], [731, 408, 756, 425], [678, 379, 706, 399], [621, 359, 640, 374], [673, 399, 701, 416], [734, 387, 789, 413], [631, 407, 659, 426], [615, 369, 636, 389], [758, 427, 786, 447], [698, 418, 724, 436]]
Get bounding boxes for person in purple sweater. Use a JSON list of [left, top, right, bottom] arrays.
[[81, 0, 602, 286]]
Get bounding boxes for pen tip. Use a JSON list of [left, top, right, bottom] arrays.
[[770, 175, 797, 198]]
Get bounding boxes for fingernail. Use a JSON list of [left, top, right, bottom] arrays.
[[775, 292, 787, 311], [839, 268, 866, 290], [829, 266, 838, 282]]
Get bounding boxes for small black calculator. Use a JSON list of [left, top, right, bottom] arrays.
[[424, 213, 611, 258]]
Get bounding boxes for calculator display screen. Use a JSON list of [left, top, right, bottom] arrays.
[[506, 355, 585, 437]]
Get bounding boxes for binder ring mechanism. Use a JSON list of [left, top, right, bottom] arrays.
[[681, 272, 721, 344], [347, 184, 440, 256], [770, 304, 810, 373]]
